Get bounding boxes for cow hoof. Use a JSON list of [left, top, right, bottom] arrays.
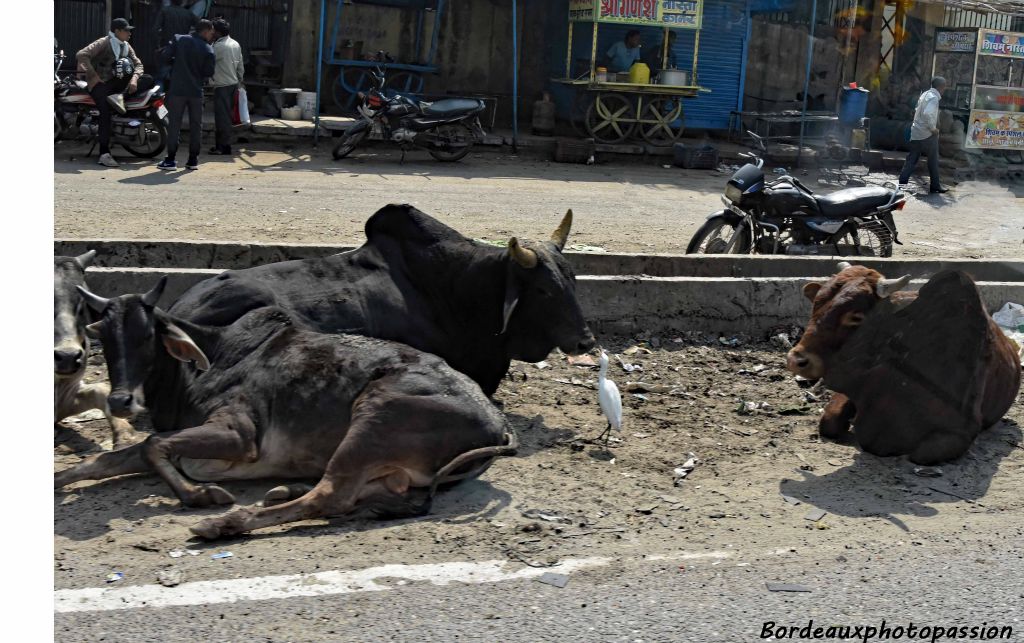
[[185, 484, 236, 508], [263, 484, 312, 507], [189, 518, 223, 540]]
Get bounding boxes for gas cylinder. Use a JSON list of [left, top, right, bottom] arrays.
[[532, 92, 556, 136]]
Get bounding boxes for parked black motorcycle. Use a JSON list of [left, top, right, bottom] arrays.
[[687, 132, 907, 257], [332, 54, 487, 162], [54, 47, 169, 158]]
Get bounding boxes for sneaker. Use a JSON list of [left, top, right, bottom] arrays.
[[929, 186, 949, 194], [186, 159, 199, 170], [157, 159, 177, 171], [97, 153, 119, 168], [107, 93, 126, 115]]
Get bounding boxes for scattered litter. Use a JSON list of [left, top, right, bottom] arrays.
[[536, 572, 570, 588], [673, 453, 699, 485], [770, 334, 793, 350], [632, 432, 650, 438], [781, 494, 802, 506], [793, 376, 815, 389], [913, 466, 943, 478], [157, 569, 183, 587], [814, 522, 831, 530], [624, 382, 680, 394], [623, 345, 653, 356], [521, 509, 573, 524], [992, 303, 1024, 358], [132, 541, 161, 552], [826, 459, 844, 467], [169, 549, 200, 558], [737, 400, 771, 415], [662, 164, 672, 169], [772, 167, 788, 175], [533, 361, 550, 370], [105, 572, 124, 583], [566, 244, 607, 253], [210, 551, 234, 560], [567, 354, 597, 367], [718, 336, 742, 347], [67, 409, 105, 422], [803, 508, 827, 522], [766, 582, 812, 592], [631, 393, 649, 401], [616, 356, 643, 373], [552, 377, 596, 390]]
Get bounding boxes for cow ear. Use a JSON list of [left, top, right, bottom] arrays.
[[802, 281, 824, 302], [498, 270, 520, 335], [159, 319, 211, 371], [85, 321, 104, 339]]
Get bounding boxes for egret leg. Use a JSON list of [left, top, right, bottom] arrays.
[[592, 423, 612, 449]]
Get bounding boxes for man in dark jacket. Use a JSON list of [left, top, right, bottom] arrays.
[[158, 20, 216, 171], [76, 18, 144, 167], [155, 0, 196, 47]]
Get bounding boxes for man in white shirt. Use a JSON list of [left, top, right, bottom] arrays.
[[898, 77, 948, 194], [209, 18, 244, 155]]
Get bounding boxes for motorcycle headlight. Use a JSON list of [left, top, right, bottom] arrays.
[[725, 184, 743, 204]]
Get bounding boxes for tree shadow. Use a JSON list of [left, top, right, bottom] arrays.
[[779, 420, 1022, 532]]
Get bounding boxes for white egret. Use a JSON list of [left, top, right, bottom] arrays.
[[595, 350, 622, 447]]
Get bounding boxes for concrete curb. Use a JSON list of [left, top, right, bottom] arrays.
[[56, 239, 1024, 282], [82, 267, 1024, 336]]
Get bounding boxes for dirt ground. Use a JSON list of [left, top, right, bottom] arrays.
[[54, 332, 1024, 592], [54, 142, 1024, 258]]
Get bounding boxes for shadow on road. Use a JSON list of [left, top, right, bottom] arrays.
[[780, 419, 1022, 531]]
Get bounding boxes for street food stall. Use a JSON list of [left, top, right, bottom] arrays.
[[555, 0, 709, 145]]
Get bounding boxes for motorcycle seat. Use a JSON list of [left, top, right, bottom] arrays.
[[814, 186, 891, 218], [420, 98, 485, 118]]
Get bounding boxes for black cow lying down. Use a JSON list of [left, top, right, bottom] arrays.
[[169, 204, 596, 397], [54, 278, 517, 539]]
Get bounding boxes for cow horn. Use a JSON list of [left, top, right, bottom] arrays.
[[142, 276, 168, 307], [76, 285, 109, 313], [875, 274, 912, 298], [75, 249, 97, 269], [836, 261, 853, 272], [508, 238, 538, 269], [551, 209, 573, 251]]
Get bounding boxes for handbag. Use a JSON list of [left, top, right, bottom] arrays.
[[232, 87, 250, 126]]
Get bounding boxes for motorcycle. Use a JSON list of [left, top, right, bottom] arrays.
[[333, 53, 487, 163], [686, 132, 907, 257], [54, 48, 170, 158]]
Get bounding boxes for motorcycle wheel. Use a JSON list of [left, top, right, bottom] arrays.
[[427, 123, 474, 162], [121, 112, 167, 158], [332, 126, 368, 160], [686, 213, 752, 254]]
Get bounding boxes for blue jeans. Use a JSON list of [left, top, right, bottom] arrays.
[[898, 133, 941, 191]]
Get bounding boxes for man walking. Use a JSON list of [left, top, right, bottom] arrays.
[[898, 77, 949, 194], [210, 18, 244, 155], [158, 20, 216, 171], [76, 18, 144, 167]]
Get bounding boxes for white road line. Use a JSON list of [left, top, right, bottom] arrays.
[[55, 551, 733, 614]]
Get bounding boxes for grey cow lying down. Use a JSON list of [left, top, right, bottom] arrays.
[[54, 278, 517, 539], [54, 251, 138, 447]]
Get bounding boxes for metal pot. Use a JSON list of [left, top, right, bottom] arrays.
[[659, 69, 690, 86]]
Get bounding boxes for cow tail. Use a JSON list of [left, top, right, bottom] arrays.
[[427, 426, 519, 499]]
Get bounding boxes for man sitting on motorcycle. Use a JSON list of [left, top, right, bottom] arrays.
[[76, 18, 144, 168]]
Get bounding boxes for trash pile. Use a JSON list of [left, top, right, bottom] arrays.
[[993, 303, 1024, 359]]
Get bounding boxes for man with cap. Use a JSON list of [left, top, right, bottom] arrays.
[[157, 19, 216, 171], [899, 76, 949, 194], [76, 18, 144, 168]]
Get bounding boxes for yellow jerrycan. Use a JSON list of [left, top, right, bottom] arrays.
[[629, 62, 651, 85]]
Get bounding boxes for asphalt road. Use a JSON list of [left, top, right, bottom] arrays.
[[55, 538, 1024, 642], [53, 143, 1024, 258]]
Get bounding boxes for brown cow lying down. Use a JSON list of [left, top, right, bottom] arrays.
[[787, 262, 1021, 465], [54, 278, 517, 540]]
